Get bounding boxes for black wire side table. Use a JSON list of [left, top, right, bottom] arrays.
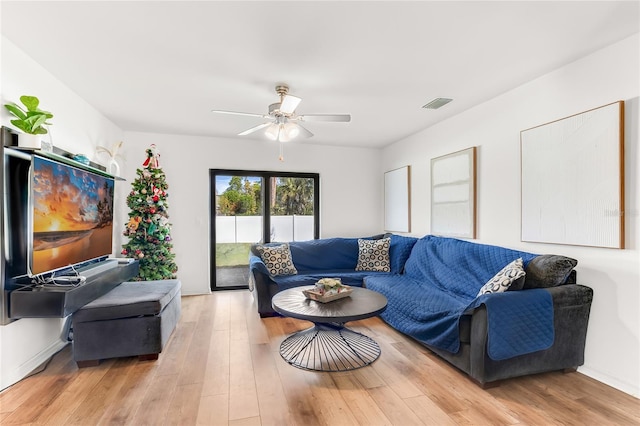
[[272, 286, 387, 372]]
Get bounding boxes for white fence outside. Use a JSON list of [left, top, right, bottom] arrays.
[[216, 215, 314, 243]]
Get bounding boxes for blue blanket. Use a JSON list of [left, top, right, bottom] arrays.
[[365, 236, 554, 360]]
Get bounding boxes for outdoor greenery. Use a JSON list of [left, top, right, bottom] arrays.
[[216, 243, 252, 266], [272, 177, 314, 215], [217, 176, 261, 215], [217, 176, 314, 216]]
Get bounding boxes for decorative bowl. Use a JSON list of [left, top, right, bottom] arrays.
[[303, 285, 353, 303]]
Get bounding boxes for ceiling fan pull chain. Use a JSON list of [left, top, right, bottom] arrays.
[[279, 142, 285, 162]]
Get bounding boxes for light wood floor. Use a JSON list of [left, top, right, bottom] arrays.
[[1, 290, 638, 425]]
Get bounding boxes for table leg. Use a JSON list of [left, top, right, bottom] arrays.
[[279, 322, 381, 371]]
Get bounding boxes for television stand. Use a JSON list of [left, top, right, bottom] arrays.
[[9, 260, 139, 318]]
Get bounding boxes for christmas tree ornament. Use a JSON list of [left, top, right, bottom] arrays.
[[142, 144, 160, 169]]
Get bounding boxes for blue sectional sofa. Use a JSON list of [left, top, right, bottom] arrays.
[[249, 234, 417, 316], [249, 234, 593, 386], [365, 235, 592, 386]]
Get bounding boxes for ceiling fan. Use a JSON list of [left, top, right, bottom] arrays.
[[211, 84, 351, 143]]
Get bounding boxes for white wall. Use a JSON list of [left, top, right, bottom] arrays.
[[0, 37, 124, 390], [118, 132, 382, 296], [382, 34, 640, 397]]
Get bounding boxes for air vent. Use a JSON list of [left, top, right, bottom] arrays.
[[422, 98, 453, 110]]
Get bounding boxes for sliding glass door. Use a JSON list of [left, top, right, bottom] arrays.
[[210, 170, 319, 290]]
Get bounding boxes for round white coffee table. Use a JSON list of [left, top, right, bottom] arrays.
[[271, 286, 387, 372]]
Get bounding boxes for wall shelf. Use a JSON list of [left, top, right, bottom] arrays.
[[1, 126, 124, 180]]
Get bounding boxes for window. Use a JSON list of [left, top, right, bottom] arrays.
[[209, 170, 319, 290]]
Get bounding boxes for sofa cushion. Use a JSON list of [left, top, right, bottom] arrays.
[[255, 243, 298, 276], [523, 255, 577, 289], [289, 238, 360, 270], [388, 234, 418, 274], [365, 274, 471, 350], [477, 258, 526, 296], [272, 270, 379, 291], [355, 237, 391, 272]]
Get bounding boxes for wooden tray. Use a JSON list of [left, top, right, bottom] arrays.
[[302, 286, 353, 303]]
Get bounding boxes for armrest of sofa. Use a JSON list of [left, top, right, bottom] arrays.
[[249, 255, 279, 317], [249, 254, 270, 276], [468, 284, 593, 385]]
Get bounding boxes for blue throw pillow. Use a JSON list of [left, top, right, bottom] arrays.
[[388, 234, 418, 274]]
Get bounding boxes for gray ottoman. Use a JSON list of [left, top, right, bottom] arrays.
[[72, 279, 181, 367]]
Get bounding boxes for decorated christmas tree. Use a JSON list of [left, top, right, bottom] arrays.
[[121, 145, 178, 280]]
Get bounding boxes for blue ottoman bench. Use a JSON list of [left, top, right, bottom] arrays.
[[71, 279, 181, 367]]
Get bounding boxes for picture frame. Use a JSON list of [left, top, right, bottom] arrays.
[[430, 147, 477, 239], [520, 101, 624, 248], [384, 166, 411, 233]]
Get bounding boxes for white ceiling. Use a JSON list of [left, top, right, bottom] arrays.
[[1, 1, 638, 148]]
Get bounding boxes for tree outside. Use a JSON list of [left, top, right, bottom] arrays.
[[272, 177, 314, 215], [217, 176, 313, 216], [217, 176, 261, 216]]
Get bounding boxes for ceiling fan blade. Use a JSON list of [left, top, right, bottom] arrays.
[[211, 110, 267, 119], [280, 95, 302, 114], [238, 122, 272, 136], [295, 123, 314, 138], [299, 114, 351, 122]]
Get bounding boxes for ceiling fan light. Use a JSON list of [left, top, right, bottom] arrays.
[[283, 122, 300, 139], [279, 124, 294, 142], [265, 123, 280, 140]]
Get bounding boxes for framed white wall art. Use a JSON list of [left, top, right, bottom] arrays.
[[384, 166, 411, 232], [430, 147, 477, 238], [520, 101, 625, 249]]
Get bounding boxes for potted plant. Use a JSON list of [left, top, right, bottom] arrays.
[[4, 95, 53, 149]]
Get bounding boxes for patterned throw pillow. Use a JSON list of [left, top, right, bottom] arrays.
[[355, 237, 391, 272], [255, 243, 298, 276], [477, 258, 526, 296]]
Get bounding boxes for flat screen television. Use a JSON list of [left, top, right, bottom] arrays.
[[29, 156, 115, 276]]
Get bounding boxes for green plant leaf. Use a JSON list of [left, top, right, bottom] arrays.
[[24, 115, 48, 133], [34, 108, 53, 119], [4, 103, 27, 120], [20, 95, 39, 111], [10, 119, 29, 133], [34, 127, 48, 135]]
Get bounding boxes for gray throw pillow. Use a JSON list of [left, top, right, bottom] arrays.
[[523, 255, 577, 289]]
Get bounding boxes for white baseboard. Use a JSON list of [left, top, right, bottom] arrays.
[[578, 366, 640, 398], [0, 339, 69, 391]]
